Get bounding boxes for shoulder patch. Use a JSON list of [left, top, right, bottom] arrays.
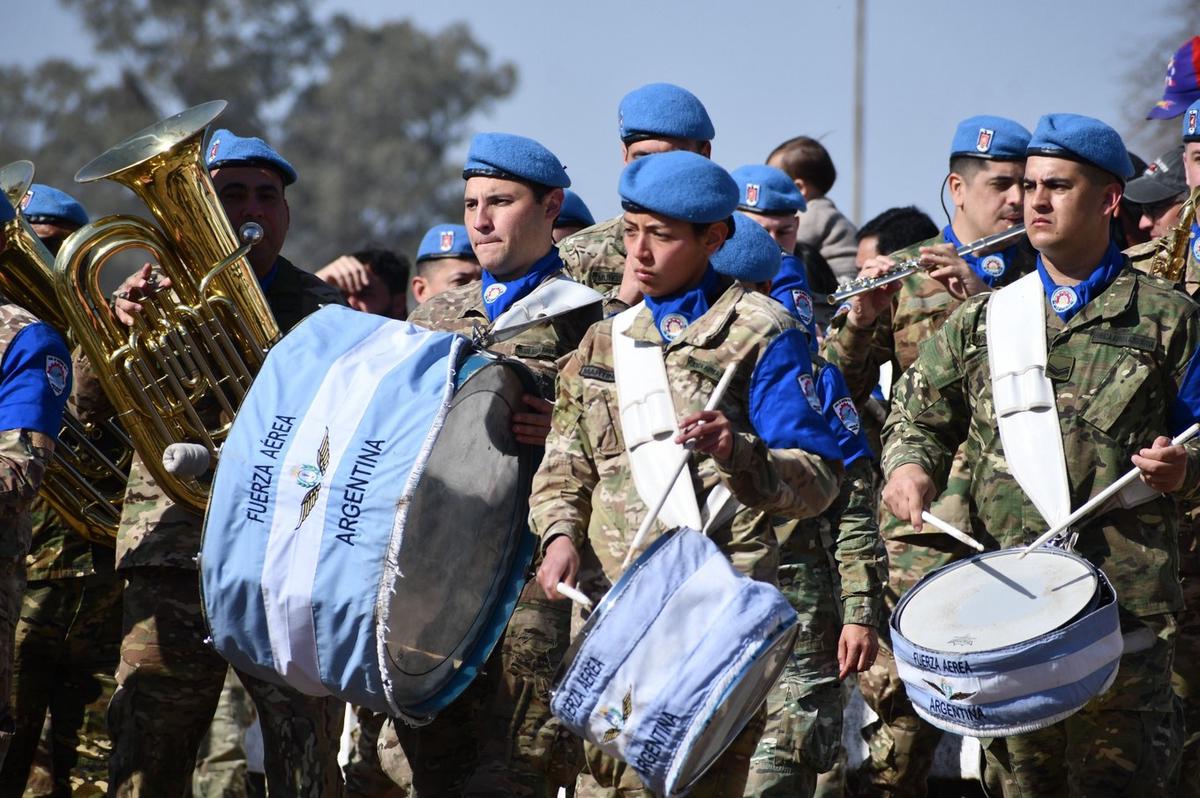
[[45, 354, 68, 396], [579, 364, 615, 382]]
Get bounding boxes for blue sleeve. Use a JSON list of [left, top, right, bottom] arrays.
[[0, 322, 72, 437], [748, 329, 843, 462], [768, 254, 819, 349], [816, 361, 875, 465]]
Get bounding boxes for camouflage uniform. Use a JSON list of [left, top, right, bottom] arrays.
[[1, 350, 122, 798], [558, 216, 631, 315], [0, 305, 70, 772], [883, 264, 1200, 795], [344, 706, 406, 798], [820, 232, 1034, 795], [388, 267, 601, 797], [1129, 235, 1200, 796], [108, 257, 349, 797], [745, 454, 885, 797], [529, 284, 845, 796]]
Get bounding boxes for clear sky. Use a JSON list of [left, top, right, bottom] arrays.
[[8, 0, 1189, 230]]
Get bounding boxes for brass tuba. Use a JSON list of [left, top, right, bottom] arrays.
[[0, 160, 131, 545], [55, 101, 280, 512], [1147, 185, 1200, 284]]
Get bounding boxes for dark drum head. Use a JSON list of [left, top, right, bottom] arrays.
[[674, 621, 799, 793], [382, 356, 534, 708]]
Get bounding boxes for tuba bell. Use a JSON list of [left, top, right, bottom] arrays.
[[0, 160, 131, 545], [54, 101, 280, 512]]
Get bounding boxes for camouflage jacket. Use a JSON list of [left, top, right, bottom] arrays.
[[529, 284, 844, 595], [116, 256, 346, 570], [406, 272, 602, 400], [882, 266, 1200, 617], [557, 215, 631, 316], [776, 455, 885, 642], [0, 304, 67, 562]]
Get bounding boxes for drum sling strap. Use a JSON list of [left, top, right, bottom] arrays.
[[488, 274, 603, 343], [986, 272, 1072, 528], [611, 304, 736, 534]]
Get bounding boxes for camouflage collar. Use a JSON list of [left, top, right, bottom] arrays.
[[620, 283, 746, 349], [1055, 263, 1136, 334]]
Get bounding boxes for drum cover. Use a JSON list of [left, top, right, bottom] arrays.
[[890, 546, 1122, 738], [552, 529, 798, 796], [200, 306, 536, 720]]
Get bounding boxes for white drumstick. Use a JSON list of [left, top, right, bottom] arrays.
[[921, 511, 984, 552], [1020, 421, 1200, 558], [555, 582, 593, 610], [620, 361, 740, 569]]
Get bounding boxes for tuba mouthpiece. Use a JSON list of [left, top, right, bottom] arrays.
[[239, 222, 264, 246]]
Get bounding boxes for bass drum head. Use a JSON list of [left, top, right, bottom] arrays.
[[898, 548, 1098, 652], [382, 356, 534, 708], [673, 622, 799, 794]]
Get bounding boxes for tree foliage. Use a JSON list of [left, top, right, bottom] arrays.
[[0, 1, 516, 268]]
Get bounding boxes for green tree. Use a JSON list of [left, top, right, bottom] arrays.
[[282, 16, 517, 266]]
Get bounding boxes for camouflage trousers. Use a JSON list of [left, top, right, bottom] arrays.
[[192, 668, 259, 798], [576, 706, 766, 797], [1172, 573, 1200, 797], [0, 570, 122, 797], [345, 706, 405, 798], [388, 581, 582, 796], [855, 536, 972, 798], [983, 613, 1183, 797], [108, 565, 345, 797], [743, 650, 842, 797], [0, 555, 26, 772]]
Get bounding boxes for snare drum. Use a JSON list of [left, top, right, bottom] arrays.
[[890, 546, 1122, 737], [551, 528, 798, 796], [200, 305, 538, 722]]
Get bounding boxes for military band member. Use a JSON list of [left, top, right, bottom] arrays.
[[705, 215, 884, 797], [392, 132, 602, 797], [107, 131, 348, 797], [821, 114, 1034, 796], [558, 82, 716, 312], [883, 113, 1199, 796], [554, 189, 596, 242], [316, 248, 411, 319], [1123, 146, 1190, 247], [533, 150, 845, 796], [0, 186, 123, 796], [0, 193, 73, 772], [410, 222, 482, 305]]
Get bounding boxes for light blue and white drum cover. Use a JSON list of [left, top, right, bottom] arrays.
[[890, 546, 1122, 737], [551, 528, 798, 796], [200, 305, 538, 721]]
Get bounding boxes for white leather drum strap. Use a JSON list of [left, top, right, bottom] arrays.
[[489, 275, 603, 342], [987, 272, 1071, 528], [612, 305, 704, 532]]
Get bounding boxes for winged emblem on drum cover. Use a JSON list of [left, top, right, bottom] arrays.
[[924, 678, 977, 702], [294, 428, 331, 531], [600, 688, 633, 743]]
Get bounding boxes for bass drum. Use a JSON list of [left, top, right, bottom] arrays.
[[201, 305, 538, 722]]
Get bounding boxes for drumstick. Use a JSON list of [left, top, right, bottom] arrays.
[[1019, 421, 1200, 558], [555, 582, 593, 610], [620, 361, 740, 569], [921, 511, 984, 552]]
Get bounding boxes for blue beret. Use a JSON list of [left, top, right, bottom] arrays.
[[711, 213, 783, 283], [949, 115, 1031, 161], [730, 165, 806, 214], [0, 193, 13, 224], [19, 184, 88, 227], [1183, 99, 1200, 142], [1027, 113, 1134, 181], [206, 128, 297, 185], [556, 189, 595, 228], [416, 224, 475, 263], [618, 150, 738, 224], [618, 83, 714, 143], [462, 132, 570, 189]]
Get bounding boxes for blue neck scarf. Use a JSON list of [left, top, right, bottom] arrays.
[[942, 224, 1019, 287], [1036, 241, 1124, 322], [480, 248, 563, 322], [643, 265, 720, 343]]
